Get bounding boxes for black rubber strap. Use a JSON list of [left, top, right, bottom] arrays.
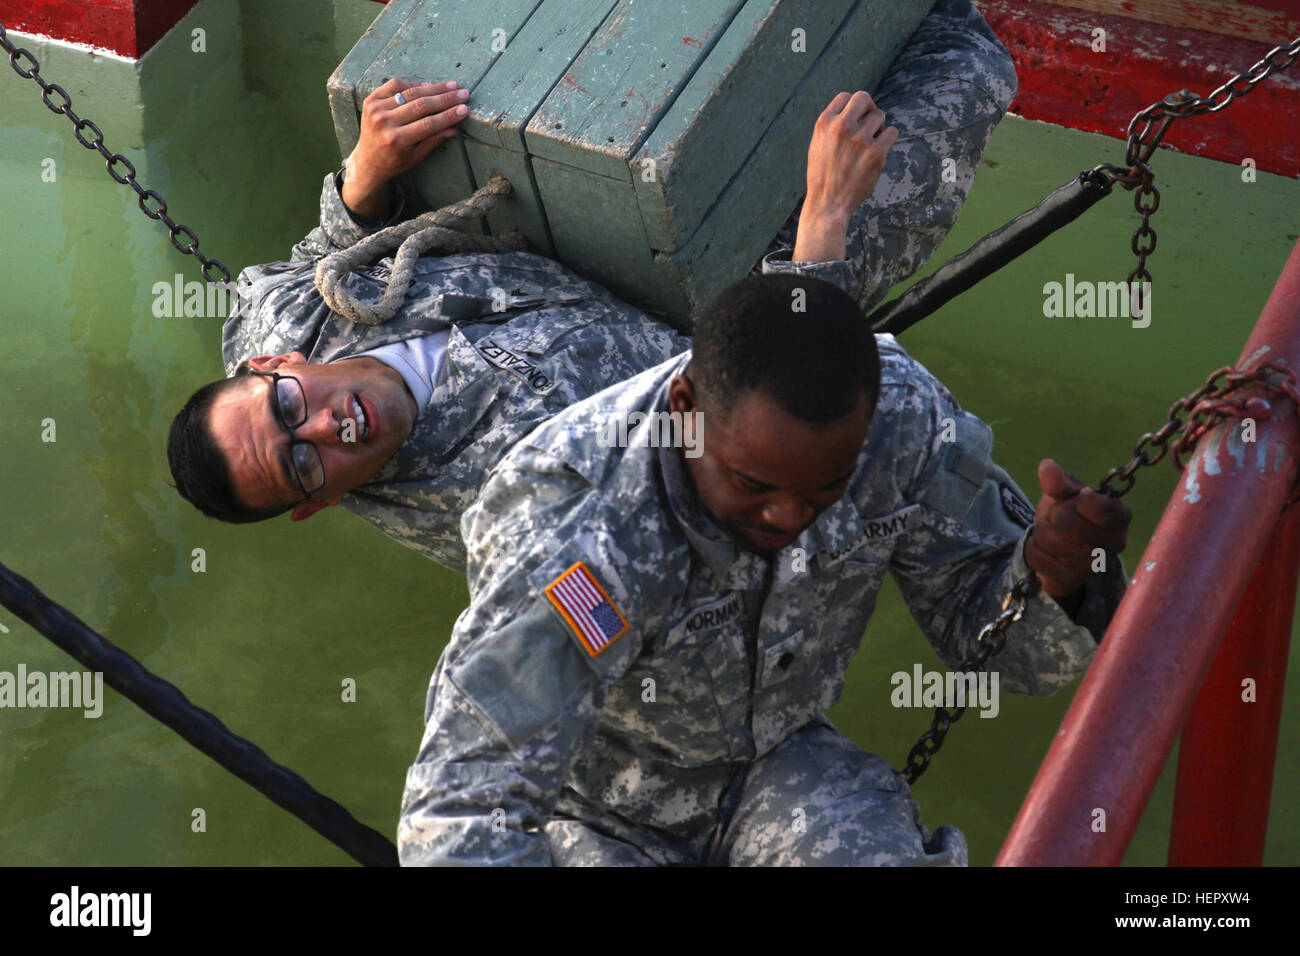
[[0, 560, 399, 867], [868, 171, 1115, 336]]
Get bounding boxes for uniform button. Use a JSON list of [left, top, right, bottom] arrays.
[[777, 652, 794, 670]]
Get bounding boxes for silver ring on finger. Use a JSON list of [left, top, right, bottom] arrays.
[[394, 91, 407, 106]]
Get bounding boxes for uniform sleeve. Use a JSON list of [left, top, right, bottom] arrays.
[[756, 0, 1018, 313], [397, 449, 644, 866], [220, 170, 414, 373], [287, 169, 410, 262], [847, 0, 1018, 313], [759, 248, 861, 300], [884, 379, 1127, 697]]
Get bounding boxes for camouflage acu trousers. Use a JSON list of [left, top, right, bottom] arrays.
[[710, 718, 967, 866], [757, 0, 1019, 315], [544, 718, 965, 866]]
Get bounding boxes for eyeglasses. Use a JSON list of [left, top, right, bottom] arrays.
[[248, 370, 326, 503]]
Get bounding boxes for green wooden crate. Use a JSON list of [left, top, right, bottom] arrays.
[[329, 0, 934, 329]]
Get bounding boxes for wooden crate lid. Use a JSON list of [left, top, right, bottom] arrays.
[[328, 0, 935, 327]]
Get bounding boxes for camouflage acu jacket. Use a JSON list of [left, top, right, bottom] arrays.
[[220, 0, 1018, 573], [396, 340, 1128, 865], [220, 173, 846, 572]]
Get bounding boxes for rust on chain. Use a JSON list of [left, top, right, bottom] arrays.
[[1, 21, 231, 287], [902, 363, 1300, 784], [1099, 364, 1300, 486], [1086, 39, 1299, 312]]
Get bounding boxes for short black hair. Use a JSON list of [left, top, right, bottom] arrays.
[[167, 373, 291, 524], [692, 273, 880, 422]]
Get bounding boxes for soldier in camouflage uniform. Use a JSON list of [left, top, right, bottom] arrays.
[[397, 273, 1132, 866], [173, 0, 1021, 577]]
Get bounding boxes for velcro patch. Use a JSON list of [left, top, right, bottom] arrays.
[[544, 561, 629, 657], [1000, 484, 1036, 528]]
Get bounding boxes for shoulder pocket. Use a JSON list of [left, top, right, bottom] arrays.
[[921, 409, 993, 520], [445, 597, 596, 754]]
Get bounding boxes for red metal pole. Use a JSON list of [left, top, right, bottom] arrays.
[[997, 237, 1300, 867], [1168, 503, 1300, 866]]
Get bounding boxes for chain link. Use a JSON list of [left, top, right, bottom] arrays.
[[1, 21, 231, 286], [902, 37, 1300, 782], [1100, 364, 1300, 495], [1087, 36, 1299, 315], [900, 363, 1300, 784], [1124, 37, 1300, 155], [898, 574, 1042, 784]]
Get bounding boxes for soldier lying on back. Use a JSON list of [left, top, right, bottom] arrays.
[[397, 272, 1132, 865], [167, 0, 1021, 574]]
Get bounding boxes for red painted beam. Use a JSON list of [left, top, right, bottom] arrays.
[[978, 0, 1300, 177], [1168, 503, 1300, 866], [997, 236, 1300, 866], [0, 0, 201, 58]]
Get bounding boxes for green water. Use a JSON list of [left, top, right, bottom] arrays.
[[1, 3, 1296, 866]]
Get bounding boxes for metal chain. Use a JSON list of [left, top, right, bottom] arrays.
[[898, 574, 1042, 785], [900, 363, 1300, 785], [1122, 36, 1300, 161], [1, 22, 231, 285], [1087, 35, 1300, 316], [1098, 363, 1300, 496]]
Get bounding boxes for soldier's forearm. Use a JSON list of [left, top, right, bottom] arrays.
[[340, 171, 392, 223], [399, 796, 555, 866], [792, 207, 849, 263]]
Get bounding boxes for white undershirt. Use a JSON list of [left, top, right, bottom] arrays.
[[351, 332, 450, 417]]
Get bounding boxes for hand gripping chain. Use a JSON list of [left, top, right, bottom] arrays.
[[900, 363, 1300, 784]]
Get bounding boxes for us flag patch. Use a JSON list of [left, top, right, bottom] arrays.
[[544, 561, 629, 657]]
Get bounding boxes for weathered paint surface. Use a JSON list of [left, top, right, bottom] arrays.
[[977, 0, 1300, 177], [328, 0, 415, 157], [465, 0, 618, 154], [633, 0, 858, 251], [530, 152, 667, 315], [0, 0, 202, 58], [463, 0, 620, 254], [341, 0, 545, 234], [526, 0, 746, 180], [653, 0, 929, 323]]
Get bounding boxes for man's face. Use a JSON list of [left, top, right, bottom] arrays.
[[669, 375, 872, 553], [207, 352, 419, 520]]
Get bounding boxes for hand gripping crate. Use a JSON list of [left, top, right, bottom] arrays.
[[329, 0, 935, 331]]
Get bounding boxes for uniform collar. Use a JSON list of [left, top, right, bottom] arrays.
[[361, 325, 499, 483], [807, 495, 866, 569]]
